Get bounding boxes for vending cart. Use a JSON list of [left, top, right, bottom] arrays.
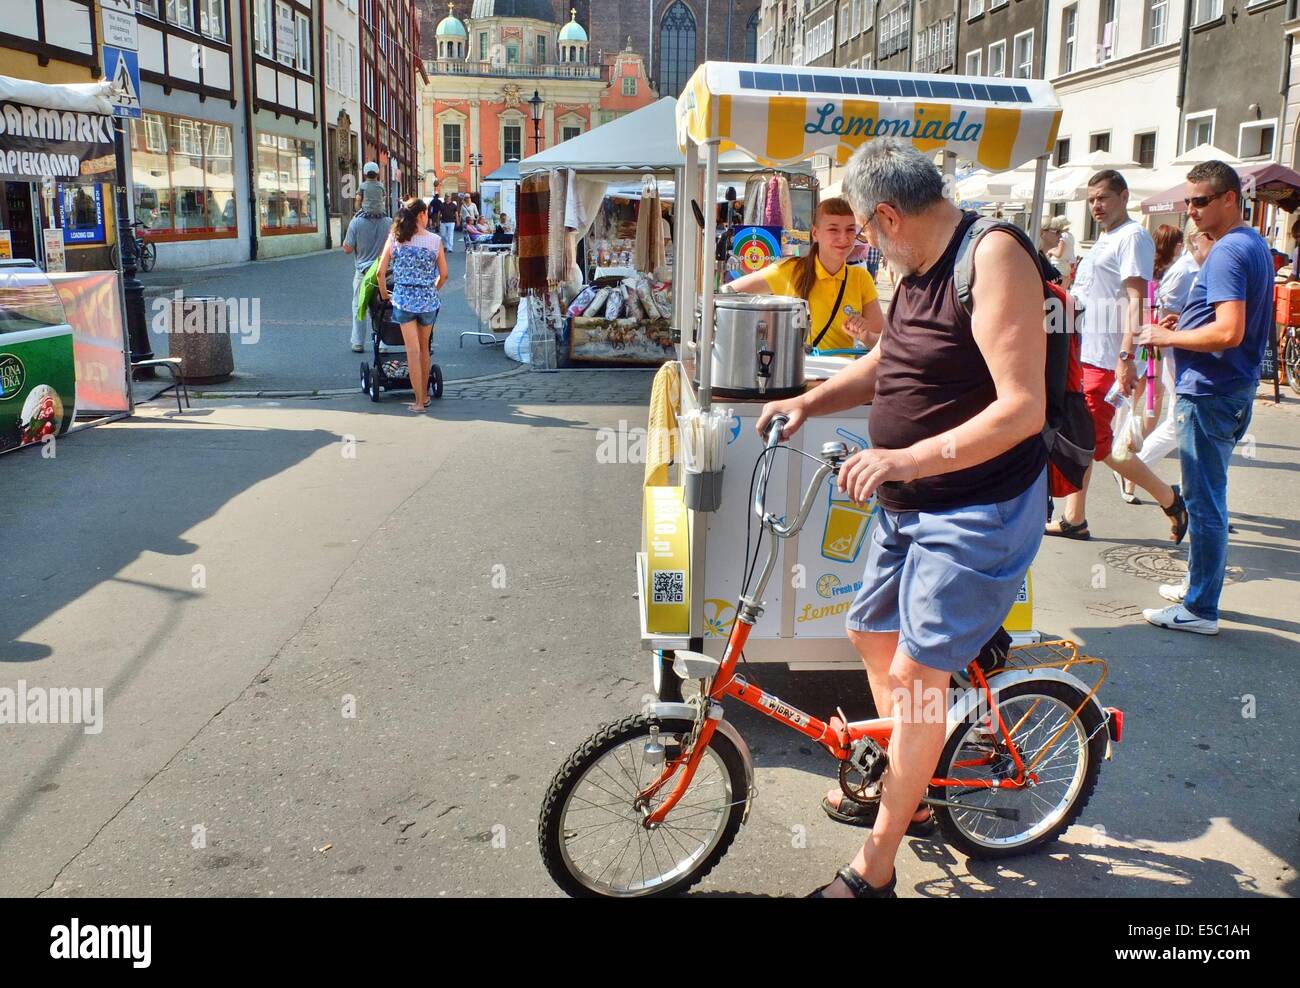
[[636, 62, 1062, 692]]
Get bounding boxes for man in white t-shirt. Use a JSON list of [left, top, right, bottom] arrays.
[[1045, 169, 1188, 543]]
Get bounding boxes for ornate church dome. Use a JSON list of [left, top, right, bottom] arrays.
[[558, 8, 587, 42], [435, 2, 468, 37]]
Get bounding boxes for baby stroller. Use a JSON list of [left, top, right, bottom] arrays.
[[359, 293, 444, 403]]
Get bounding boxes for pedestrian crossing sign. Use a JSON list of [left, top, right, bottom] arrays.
[[102, 45, 141, 119]]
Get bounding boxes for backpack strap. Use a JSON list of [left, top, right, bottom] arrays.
[[953, 216, 1047, 316]]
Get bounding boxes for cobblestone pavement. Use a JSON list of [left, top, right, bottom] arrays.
[[443, 367, 655, 403]]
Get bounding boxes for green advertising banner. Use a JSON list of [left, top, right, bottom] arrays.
[[0, 326, 76, 454]]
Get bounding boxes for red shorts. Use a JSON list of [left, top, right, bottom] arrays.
[[1081, 364, 1115, 462]]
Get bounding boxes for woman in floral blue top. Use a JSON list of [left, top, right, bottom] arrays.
[[377, 198, 449, 411]]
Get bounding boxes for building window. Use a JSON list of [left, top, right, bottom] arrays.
[[916, 16, 955, 73], [1134, 132, 1157, 167], [1147, 0, 1168, 46], [622, 76, 637, 96], [338, 36, 348, 95], [968, 0, 983, 18], [275, 2, 295, 66], [991, 0, 1008, 7], [479, 32, 488, 60], [296, 12, 311, 72], [1054, 137, 1070, 167], [1184, 111, 1213, 151], [130, 111, 238, 238], [506, 43, 519, 64], [198, 0, 225, 40], [745, 8, 759, 62], [1012, 30, 1033, 78], [538, 36, 546, 64], [442, 122, 462, 164], [988, 40, 1005, 77], [254, 0, 273, 57], [562, 125, 581, 142], [350, 44, 359, 98], [1090, 131, 1111, 153], [1239, 120, 1276, 160], [1192, 0, 1223, 25], [139, 0, 160, 15], [877, 3, 910, 59], [503, 123, 522, 161], [659, 1, 697, 99], [166, 0, 195, 31], [256, 132, 317, 233], [965, 49, 981, 75], [1061, 4, 1077, 74], [1097, 0, 1116, 61]]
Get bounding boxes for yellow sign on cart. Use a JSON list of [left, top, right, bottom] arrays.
[[1004, 570, 1034, 635], [643, 486, 691, 635]]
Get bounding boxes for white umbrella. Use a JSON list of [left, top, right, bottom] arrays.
[[1172, 143, 1241, 167]]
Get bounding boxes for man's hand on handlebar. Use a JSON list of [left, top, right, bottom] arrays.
[[756, 398, 806, 441], [838, 447, 920, 503]]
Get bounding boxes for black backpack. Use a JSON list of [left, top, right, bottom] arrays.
[[953, 216, 1095, 496]]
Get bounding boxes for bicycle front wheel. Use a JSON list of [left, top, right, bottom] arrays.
[[140, 241, 157, 273], [930, 680, 1106, 860], [539, 714, 748, 898]]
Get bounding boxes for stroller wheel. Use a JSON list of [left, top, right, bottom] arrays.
[[368, 364, 382, 403], [360, 362, 370, 394], [429, 364, 444, 400]]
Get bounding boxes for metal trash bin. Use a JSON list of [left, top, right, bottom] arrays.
[[164, 295, 235, 383]]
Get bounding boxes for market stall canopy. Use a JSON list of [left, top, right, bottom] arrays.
[[1173, 143, 1242, 167], [0, 73, 116, 183], [520, 96, 801, 179], [676, 62, 1062, 172], [484, 160, 520, 182], [1141, 161, 1300, 215]]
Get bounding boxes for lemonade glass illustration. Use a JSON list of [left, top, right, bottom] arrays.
[[821, 481, 874, 563]]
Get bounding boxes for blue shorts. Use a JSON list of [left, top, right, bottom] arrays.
[[846, 469, 1047, 673], [391, 306, 439, 327]]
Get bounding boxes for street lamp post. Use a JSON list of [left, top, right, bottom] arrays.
[[528, 89, 544, 155], [469, 151, 483, 196]]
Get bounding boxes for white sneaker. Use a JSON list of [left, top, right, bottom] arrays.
[[1158, 581, 1188, 603], [1142, 603, 1218, 635]]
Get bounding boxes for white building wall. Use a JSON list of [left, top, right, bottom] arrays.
[[1045, 0, 1187, 241]]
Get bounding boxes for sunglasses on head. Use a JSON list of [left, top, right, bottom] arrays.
[[1184, 191, 1223, 209]]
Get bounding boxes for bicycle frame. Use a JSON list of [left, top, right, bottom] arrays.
[[636, 418, 1054, 827]]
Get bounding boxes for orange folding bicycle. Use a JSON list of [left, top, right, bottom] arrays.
[[540, 415, 1125, 898]]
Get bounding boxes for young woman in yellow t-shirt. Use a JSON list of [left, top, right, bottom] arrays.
[[724, 197, 884, 350]]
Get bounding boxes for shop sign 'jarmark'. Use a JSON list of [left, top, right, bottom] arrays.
[[0, 101, 117, 182]]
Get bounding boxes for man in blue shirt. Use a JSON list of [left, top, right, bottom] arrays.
[[1136, 161, 1273, 635]]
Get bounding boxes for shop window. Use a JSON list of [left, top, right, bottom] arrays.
[[256, 132, 317, 233], [130, 111, 238, 238]]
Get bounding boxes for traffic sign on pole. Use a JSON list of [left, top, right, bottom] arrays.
[[103, 45, 142, 119]]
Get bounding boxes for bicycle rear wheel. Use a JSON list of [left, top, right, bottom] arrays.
[[539, 714, 748, 898], [1283, 335, 1300, 397], [140, 240, 157, 273], [930, 680, 1106, 860]]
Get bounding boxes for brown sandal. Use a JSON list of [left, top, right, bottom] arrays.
[[1162, 484, 1188, 544], [1045, 517, 1090, 540]]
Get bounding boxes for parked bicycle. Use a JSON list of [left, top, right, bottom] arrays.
[[109, 220, 157, 273], [1281, 322, 1300, 397], [539, 415, 1125, 897]]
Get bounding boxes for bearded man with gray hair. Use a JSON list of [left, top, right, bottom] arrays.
[[759, 138, 1049, 898]]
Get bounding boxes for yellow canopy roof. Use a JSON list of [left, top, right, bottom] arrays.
[[676, 62, 1062, 174]]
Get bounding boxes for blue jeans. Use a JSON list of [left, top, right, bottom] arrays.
[[1175, 389, 1254, 620]]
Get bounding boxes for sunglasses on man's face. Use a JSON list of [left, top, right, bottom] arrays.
[[1184, 191, 1223, 210]]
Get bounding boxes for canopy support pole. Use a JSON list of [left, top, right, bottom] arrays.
[[698, 140, 721, 410], [676, 153, 697, 353], [1026, 154, 1049, 241]]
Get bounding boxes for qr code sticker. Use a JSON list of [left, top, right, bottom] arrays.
[[1014, 579, 1029, 604], [652, 570, 685, 604]]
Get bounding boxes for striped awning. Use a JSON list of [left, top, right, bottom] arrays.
[[676, 62, 1063, 174]]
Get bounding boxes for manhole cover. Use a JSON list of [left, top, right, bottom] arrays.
[[1100, 545, 1243, 585]]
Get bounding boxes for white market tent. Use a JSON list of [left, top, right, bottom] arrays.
[[0, 75, 113, 114], [518, 96, 802, 180]]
